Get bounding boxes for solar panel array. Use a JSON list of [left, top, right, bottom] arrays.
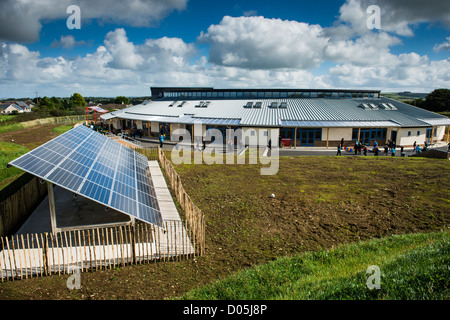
[[9, 125, 163, 227]]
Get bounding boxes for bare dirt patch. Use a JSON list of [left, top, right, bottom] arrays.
[[0, 124, 73, 150]]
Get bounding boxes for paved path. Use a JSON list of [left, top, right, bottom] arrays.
[[148, 160, 181, 221]]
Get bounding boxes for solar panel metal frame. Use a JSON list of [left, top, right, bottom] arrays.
[[8, 125, 164, 228]]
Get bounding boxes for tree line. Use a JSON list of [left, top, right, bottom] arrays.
[[34, 93, 133, 117], [404, 89, 450, 113]]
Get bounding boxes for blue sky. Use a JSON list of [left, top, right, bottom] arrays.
[[0, 0, 449, 98]]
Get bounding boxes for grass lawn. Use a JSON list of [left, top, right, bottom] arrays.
[[0, 141, 29, 190], [0, 123, 24, 135], [52, 125, 73, 135], [180, 231, 449, 300]]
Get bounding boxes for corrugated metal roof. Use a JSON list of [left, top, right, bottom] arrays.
[[100, 96, 449, 128], [281, 120, 401, 128], [419, 118, 450, 126]]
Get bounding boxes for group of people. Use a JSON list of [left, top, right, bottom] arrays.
[[336, 137, 442, 157], [413, 141, 430, 154], [337, 138, 403, 157], [337, 139, 372, 156]]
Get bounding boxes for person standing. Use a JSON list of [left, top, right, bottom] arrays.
[[337, 143, 342, 156], [159, 133, 164, 148]]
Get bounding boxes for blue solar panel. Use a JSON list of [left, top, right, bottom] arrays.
[[8, 125, 163, 228]]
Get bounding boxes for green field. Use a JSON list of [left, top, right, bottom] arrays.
[[0, 123, 24, 135], [181, 231, 449, 300], [0, 141, 29, 190], [52, 125, 73, 135], [0, 124, 73, 190]]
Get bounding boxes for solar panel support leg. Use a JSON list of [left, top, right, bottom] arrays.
[[47, 182, 58, 235]]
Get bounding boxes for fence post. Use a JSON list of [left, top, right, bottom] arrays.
[[130, 224, 136, 265], [42, 233, 49, 276]]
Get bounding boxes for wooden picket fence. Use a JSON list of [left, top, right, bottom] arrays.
[[157, 147, 206, 256], [0, 220, 195, 281]]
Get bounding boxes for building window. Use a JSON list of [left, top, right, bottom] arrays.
[[352, 128, 359, 140], [408, 131, 411, 137], [417, 131, 420, 136]]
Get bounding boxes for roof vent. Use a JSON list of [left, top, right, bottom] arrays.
[[269, 102, 278, 109], [279, 102, 287, 109], [244, 102, 253, 108], [169, 101, 178, 107], [253, 102, 262, 109], [387, 103, 398, 110], [378, 103, 396, 110], [358, 103, 371, 110]]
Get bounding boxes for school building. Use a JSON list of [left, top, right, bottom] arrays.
[[100, 87, 450, 148]]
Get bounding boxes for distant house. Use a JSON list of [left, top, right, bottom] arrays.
[[0, 102, 24, 114], [25, 100, 36, 109], [14, 101, 32, 112]]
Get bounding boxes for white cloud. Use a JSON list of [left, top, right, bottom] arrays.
[[198, 16, 328, 70], [50, 35, 88, 49], [337, 0, 450, 37], [0, 0, 188, 43], [434, 37, 450, 52], [328, 54, 450, 91], [324, 32, 402, 67], [104, 28, 144, 70]]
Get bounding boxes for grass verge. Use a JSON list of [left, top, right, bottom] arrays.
[[180, 231, 449, 300], [0, 123, 24, 135], [0, 141, 29, 190], [51, 125, 73, 135]]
